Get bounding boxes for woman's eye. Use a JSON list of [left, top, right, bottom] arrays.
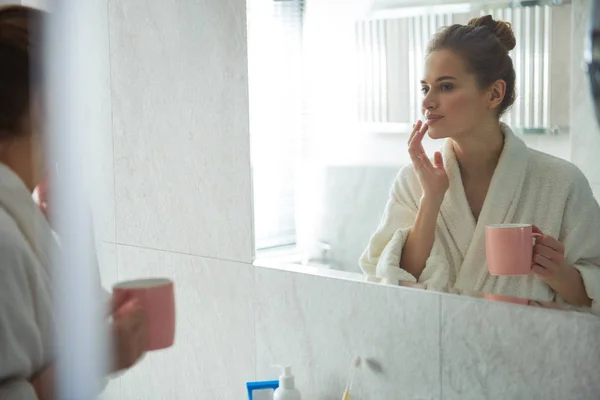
[[420, 86, 429, 95], [440, 83, 453, 91]]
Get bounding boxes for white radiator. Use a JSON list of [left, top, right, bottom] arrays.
[[355, 6, 554, 132], [355, 19, 389, 123]]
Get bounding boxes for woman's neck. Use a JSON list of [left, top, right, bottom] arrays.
[[451, 122, 505, 179]]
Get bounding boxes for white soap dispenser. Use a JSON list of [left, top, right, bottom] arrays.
[[273, 365, 302, 400]]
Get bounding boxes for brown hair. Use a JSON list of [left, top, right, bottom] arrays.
[[0, 6, 43, 139], [427, 15, 516, 117]]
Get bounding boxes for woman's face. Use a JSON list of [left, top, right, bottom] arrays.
[[0, 102, 46, 192], [420, 49, 493, 140]]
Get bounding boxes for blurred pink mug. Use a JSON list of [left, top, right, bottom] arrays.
[[485, 224, 533, 276], [113, 278, 176, 351], [483, 293, 529, 305]]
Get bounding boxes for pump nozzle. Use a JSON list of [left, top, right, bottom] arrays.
[[272, 365, 296, 390]]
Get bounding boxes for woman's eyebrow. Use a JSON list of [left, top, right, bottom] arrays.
[[420, 76, 457, 84]]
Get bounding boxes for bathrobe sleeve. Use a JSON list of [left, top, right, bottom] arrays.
[[0, 239, 48, 400], [558, 168, 600, 313], [359, 165, 449, 286]]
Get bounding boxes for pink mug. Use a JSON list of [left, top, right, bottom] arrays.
[[485, 224, 533, 276], [483, 292, 529, 305], [113, 278, 176, 351]]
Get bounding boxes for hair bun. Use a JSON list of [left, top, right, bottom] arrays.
[[467, 15, 516, 51], [0, 6, 41, 51]]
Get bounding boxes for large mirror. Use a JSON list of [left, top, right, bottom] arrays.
[[247, 0, 600, 314]]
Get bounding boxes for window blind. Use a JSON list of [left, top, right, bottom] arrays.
[[247, 0, 304, 250]]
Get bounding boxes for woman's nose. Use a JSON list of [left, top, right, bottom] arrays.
[[422, 94, 436, 110]]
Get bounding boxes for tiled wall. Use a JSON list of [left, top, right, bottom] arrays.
[[256, 268, 600, 400], [100, 0, 255, 398], [97, 0, 600, 399]]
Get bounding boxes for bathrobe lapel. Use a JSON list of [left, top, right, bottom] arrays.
[[453, 124, 530, 290], [438, 125, 529, 290], [0, 163, 57, 275], [439, 137, 477, 263]]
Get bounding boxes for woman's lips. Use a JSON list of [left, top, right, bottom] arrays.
[[426, 115, 444, 124]]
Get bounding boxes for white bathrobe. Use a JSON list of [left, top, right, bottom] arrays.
[[0, 163, 108, 399], [360, 124, 600, 312]]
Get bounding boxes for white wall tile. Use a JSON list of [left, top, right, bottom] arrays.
[[114, 245, 255, 400], [87, 0, 116, 244], [90, 118, 116, 245], [254, 267, 441, 400], [97, 242, 118, 291], [99, 375, 121, 400], [441, 295, 600, 400], [108, 0, 253, 262]]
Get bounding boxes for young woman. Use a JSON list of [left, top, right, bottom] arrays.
[[360, 15, 600, 310], [0, 6, 147, 399]]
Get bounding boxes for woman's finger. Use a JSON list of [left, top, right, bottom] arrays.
[[409, 129, 429, 166], [532, 226, 564, 253], [416, 122, 429, 143], [408, 142, 426, 164], [419, 153, 435, 172], [409, 122, 428, 151], [113, 299, 141, 323], [127, 311, 144, 333], [411, 154, 424, 172], [534, 244, 563, 262], [533, 253, 556, 272], [111, 291, 134, 315], [535, 235, 564, 253], [433, 151, 444, 170], [407, 120, 422, 145], [532, 264, 551, 278]]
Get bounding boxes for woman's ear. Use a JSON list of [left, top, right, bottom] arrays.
[[488, 79, 506, 111]]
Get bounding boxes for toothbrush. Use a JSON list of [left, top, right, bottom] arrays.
[[342, 356, 361, 400]]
